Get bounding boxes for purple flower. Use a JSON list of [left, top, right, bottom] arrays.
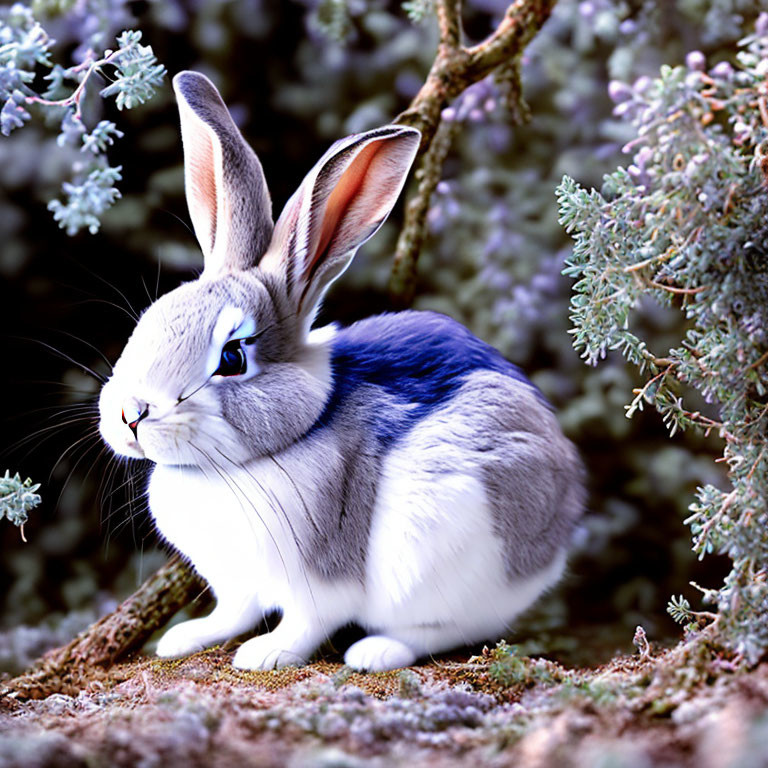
[[634, 145, 653, 170], [633, 76, 652, 94], [710, 61, 734, 80], [608, 80, 632, 104], [619, 18, 637, 35], [686, 50, 706, 72]]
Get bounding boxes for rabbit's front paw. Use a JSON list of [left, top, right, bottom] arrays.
[[156, 619, 211, 658], [344, 635, 416, 671], [232, 618, 324, 670], [232, 633, 311, 670]]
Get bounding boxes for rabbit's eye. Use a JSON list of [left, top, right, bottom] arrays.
[[214, 340, 247, 377]]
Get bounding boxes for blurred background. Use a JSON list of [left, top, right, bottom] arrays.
[[1, 0, 751, 675]]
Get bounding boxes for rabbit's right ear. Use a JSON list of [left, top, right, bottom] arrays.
[[173, 71, 273, 278]]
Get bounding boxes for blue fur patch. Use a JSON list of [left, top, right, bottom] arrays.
[[313, 310, 546, 445]]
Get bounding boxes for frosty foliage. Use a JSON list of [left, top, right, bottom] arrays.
[[0, 470, 41, 530], [98, 29, 166, 111], [0, 3, 164, 234], [558, 21, 768, 662]]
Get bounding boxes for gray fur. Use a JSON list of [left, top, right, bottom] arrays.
[[446, 370, 586, 579], [296, 386, 407, 581], [279, 368, 585, 584]]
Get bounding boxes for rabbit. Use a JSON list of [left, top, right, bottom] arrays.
[[98, 70, 586, 672]]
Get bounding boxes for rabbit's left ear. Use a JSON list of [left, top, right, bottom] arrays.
[[173, 71, 273, 278], [260, 125, 420, 321]]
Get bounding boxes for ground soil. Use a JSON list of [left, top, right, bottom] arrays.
[[1, 632, 767, 768]]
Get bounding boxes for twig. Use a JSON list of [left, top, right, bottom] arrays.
[[742, 348, 768, 374], [690, 490, 737, 559], [624, 251, 675, 272], [27, 48, 123, 120], [2, 555, 208, 700], [626, 363, 677, 418], [389, 117, 460, 304], [633, 625, 652, 661], [648, 281, 709, 295], [437, 0, 462, 50], [390, 0, 557, 303], [746, 445, 766, 481]]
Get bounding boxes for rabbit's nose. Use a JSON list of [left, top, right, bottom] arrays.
[[121, 399, 149, 439]]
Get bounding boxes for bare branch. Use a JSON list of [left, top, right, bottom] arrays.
[[2, 556, 208, 701], [437, 0, 463, 50], [465, 0, 555, 78], [389, 117, 460, 304], [391, 0, 556, 302]]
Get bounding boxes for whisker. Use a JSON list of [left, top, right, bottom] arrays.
[[102, 459, 150, 550], [71, 262, 143, 322], [158, 208, 196, 239], [15, 381, 100, 397], [6, 420, 100, 465], [49, 434, 105, 510], [14, 336, 108, 384], [79, 297, 141, 323], [266, 453, 323, 538], [101, 455, 127, 553], [7, 416, 99, 451], [109, 496, 151, 541], [140, 274, 153, 307], [100, 466, 142, 505], [48, 429, 103, 485], [54, 329, 114, 374], [4, 404, 96, 435], [154, 256, 162, 300]]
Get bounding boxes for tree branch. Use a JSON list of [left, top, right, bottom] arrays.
[[465, 0, 553, 77], [437, 0, 463, 50], [390, 0, 556, 304], [390, 117, 460, 303], [2, 556, 208, 701]]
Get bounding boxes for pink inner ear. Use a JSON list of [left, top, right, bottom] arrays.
[[305, 140, 382, 281], [188, 135, 218, 254]]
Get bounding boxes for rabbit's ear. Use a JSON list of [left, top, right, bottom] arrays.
[[260, 125, 420, 321], [173, 71, 273, 278]]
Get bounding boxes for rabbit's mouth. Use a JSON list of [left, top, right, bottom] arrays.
[[136, 415, 251, 466], [101, 388, 250, 468]]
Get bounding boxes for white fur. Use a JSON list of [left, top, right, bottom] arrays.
[[150, 457, 361, 666], [344, 636, 416, 671], [360, 426, 566, 664]]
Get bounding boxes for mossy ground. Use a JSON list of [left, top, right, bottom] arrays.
[[1, 631, 767, 767]]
